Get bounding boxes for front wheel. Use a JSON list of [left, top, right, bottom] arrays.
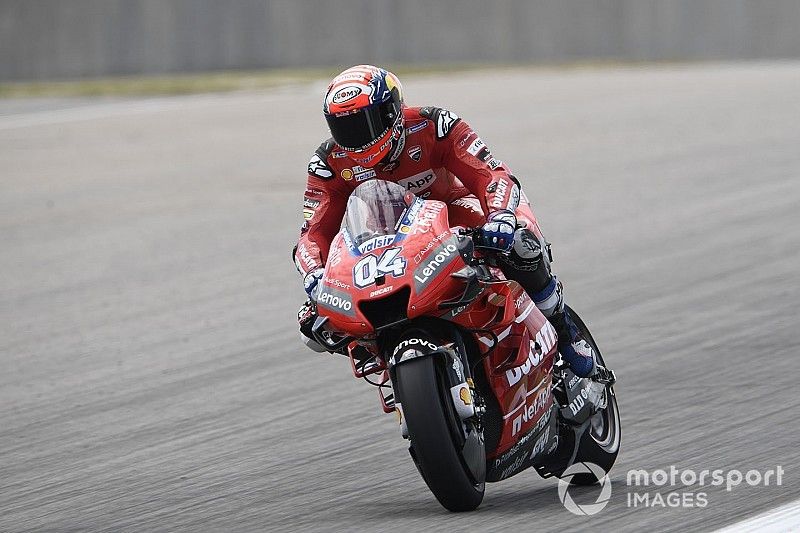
[[394, 356, 485, 511]]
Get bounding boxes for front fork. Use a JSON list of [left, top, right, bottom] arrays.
[[388, 325, 484, 440]]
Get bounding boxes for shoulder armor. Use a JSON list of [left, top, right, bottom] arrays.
[[307, 138, 335, 180], [419, 106, 460, 140]]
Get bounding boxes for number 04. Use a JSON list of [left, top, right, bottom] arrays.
[[354, 247, 406, 288]]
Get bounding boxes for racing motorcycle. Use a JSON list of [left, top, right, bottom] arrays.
[[308, 179, 620, 512]]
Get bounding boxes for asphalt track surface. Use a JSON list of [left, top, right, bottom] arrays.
[[1, 62, 799, 532]]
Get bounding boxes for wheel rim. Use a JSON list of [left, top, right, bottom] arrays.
[[588, 389, 620, 453]]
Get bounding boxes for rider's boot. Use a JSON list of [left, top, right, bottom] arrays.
[[531, 277, 615, 409], [494, 227, 615, 407]]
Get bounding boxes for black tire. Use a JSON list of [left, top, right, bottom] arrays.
[[566, 306, 621, 486], [395, 356, 485, 511]]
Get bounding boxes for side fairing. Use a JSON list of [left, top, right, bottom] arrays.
[[474, 284, 558, 474]]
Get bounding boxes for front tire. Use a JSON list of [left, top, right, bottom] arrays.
[[394, 356, 485, 511]]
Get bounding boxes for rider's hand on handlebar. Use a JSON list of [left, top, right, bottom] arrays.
[[476, 210, 516, 253], [303, 268, 324, 300]]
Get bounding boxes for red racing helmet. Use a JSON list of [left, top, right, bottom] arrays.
[[323, 65, 405, 168]]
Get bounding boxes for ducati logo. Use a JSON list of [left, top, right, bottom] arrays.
[[407, 145, 422, 162]]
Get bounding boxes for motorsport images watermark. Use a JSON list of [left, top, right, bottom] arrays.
[[626, 465, 785, 509], [558, 463, 785, 516]]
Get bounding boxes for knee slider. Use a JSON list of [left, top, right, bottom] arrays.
[[507, 229, 544, 271]]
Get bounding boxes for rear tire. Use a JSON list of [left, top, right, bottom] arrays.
[[566, 306, 621, 486], [395, 356, 485, 511]]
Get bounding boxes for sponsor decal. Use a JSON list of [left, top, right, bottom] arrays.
[[392, 337, 438, 357], [303, 209, 314, 221], [399, 170, 437, 193], [445, 303, 470, 319], [458, 130, 475, 147], [316, 285, 355, 317], [358, 234, 396, 254], [327, 240, 342, 267], [412, 202, 445, 235], [389, 122, 406, 158], [493, 423, 537, 468], [531, 408, 553, 436], [369, 285, 394, 298], [303, 198, 320, 209], [354, 247, 406, 288], [297, 243, 317, 270], [436, 109, 460, 139], [341, 169, 354, 180], [323, 277, 350, 290], [396, 197, 424, 232], [459, 387, 472, 405], [413, 230, 452, 264], [476, 147, 493, 162], [406, 121, 428, 135], [333, 151, 348, 158], [569, 387, 593, 415], [308, 154, 333, 179], [355, 168, 376, 182], [487, 158, 502, 170], [500, 454, 528, 480], [512, 384, 552, 436], [331, 84, 364, 104], [333, 72, 368, 83], [486, 182, 498, 193], [342, 229, 358, 254], [413, 237, 459, 292], [529, 427, 551, 458], [467, 137, 485, 156], [414, 202, 444, 234], [373, 124, 400, 155], [508, 184, 520, 210], [452, 359, 463, 380], [505, 322, 557, 386], [491, 178, 510, 209], [407, 145, 422, 162], [451, 197, 480, 211], [568, 374, 582, 390]]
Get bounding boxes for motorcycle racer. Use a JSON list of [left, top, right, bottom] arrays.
[[292, 65, 612, 389]]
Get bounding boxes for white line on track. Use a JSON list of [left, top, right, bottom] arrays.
[[715, 499, 800, 532]]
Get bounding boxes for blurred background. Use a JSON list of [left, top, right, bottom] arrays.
[[2, 2, 800, 532], [2, 0, 800, 83]]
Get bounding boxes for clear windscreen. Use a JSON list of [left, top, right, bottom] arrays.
[[343, 180, 413, 248]]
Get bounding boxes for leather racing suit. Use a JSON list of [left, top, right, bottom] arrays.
[[293, 106, 594, 377]]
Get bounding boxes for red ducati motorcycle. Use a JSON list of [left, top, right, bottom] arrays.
[[309, 180, 620, 511]]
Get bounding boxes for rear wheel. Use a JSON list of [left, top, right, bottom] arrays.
[[395, 356, 485, 511], [566, 306, 621, 486]]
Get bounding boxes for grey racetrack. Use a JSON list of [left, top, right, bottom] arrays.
[[2, 62, 799, 532]]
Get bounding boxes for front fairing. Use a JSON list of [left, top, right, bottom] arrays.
[[316, 197, 469, 335]]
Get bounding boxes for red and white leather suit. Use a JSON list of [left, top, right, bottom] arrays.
[[294, 105, 545, 277]]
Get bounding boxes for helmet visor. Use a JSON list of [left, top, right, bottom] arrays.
[[326, 100, 399, 151]]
